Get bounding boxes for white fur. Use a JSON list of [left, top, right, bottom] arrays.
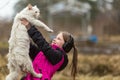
[[6, 5, 53, 80]]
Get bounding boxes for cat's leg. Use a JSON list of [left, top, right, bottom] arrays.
[[17, 14, 53, 32], [27, 17, 53, 32], [6, 71, 19, 80], [28, 65, 42, 78], [31, 19, 53, 32], [6, 62, 19, 80], [24, 59, 42, 78]]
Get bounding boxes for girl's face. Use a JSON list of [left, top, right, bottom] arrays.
[[51, 33, 65, 48]]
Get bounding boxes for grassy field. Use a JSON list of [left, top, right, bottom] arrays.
[[52, 53, 120, 80], [0, 53, 120, 80]]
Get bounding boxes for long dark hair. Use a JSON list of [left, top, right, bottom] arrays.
[[62, 31, 78, 80]]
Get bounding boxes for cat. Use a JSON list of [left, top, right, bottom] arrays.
[[6, 4, 53, 80]]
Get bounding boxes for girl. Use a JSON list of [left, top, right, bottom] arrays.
[[21, 19, 78, 80]]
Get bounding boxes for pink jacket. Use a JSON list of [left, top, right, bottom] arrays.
[[24, 44, 64, 80]]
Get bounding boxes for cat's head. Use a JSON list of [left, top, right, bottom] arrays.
[[21, 4, 40, 19]]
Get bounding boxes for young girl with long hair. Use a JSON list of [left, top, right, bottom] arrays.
[[21, 19, 78, 80]]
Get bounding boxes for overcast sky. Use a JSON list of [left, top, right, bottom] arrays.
[[0, 0, 19, 19]]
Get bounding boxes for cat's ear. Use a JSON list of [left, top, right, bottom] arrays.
[[34, 5, 37, 8], [27, 4, 32, 10]]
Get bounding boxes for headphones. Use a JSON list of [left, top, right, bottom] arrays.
[[62, 35, 74, 53]]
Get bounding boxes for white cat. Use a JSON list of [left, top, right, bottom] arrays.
[[6, 4, 53, 80]]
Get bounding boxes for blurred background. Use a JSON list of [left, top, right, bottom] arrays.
[[0, 0, 120, 80]]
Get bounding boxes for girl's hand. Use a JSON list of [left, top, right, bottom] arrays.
[[21, 18, 31, 29]]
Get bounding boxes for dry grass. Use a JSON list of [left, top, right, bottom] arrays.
[[0, 55, 8, 80], [52, 53, 120, 80], [0, 53, 120, 80]]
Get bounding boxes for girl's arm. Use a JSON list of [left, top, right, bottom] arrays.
[[28, 26, 63, 65], [29, 43, 40, 61]]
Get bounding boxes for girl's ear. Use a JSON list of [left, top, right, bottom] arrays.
[[27, 4, 32, 10]]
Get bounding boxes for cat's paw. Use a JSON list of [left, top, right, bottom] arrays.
[[48, 29, 53, 33], [38, 73, 42, 78], [33, 73, 42, 78]]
